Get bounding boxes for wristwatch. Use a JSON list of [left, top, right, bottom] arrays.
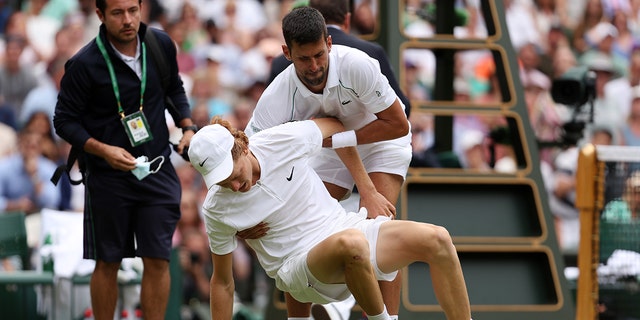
[[181, 125, 198, 134]]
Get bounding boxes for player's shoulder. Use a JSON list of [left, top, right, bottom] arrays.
[[332, 44, 370, 58], [260, 68, 297, 100]]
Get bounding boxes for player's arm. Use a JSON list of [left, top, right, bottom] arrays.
[[355, 98, 409, 145], [333, 146, 395, 218], [313, 118, 395, 218], [210, 252, 235, 319], [321, 99, 408, 148]]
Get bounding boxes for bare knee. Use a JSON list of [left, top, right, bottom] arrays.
[[335, 230, 370, 266], [422, 225, 455, 261], [94, 260, 121, 276], [142, 257, 169, 275]]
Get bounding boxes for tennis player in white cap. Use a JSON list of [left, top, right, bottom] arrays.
[[188, 116, 471, 320]]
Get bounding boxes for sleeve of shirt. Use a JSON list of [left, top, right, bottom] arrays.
[[53, 57, 94, 149], [347, 54, 397, 114], [252, 120, 323, 159], [602, 200, 629, 222], [205, 215, 239, 255], [245, 78, 294, 137]]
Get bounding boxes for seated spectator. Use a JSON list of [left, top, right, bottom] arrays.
[[458, 129, 490, 172], [0, 128, 60, 215], [21, 111, 58, 162], [488, 126, 517, 173], [548, 126, 614, 254], [19, 54, 67, 128], [602, 170, 640, 222]]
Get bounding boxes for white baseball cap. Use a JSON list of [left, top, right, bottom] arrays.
[[188, 124, 235, 189]]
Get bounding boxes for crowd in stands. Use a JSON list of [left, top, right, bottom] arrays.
[[404, 0, 640, 260], [2, 0, 640, 318]]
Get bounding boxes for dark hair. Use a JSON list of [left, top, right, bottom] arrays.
[[282, 6, 328, 49], [309, 0, 349, 25], [96, 0, 142, 14]]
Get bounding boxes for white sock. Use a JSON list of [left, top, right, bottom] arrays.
[[366, 305, 390, 320], [287, 318, 311, 320], [389, 315, 398, 320]]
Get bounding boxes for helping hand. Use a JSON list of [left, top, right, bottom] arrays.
[[236, 222, 270, 240], [359, 191, 396, 219]]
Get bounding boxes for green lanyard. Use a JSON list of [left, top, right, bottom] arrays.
[[96, 35, 147, 119]]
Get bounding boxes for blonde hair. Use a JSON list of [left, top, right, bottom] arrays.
[[209, 116, 249, 161]]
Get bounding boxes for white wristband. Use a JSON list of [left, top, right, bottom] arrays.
[[332, 130, 357, 149]]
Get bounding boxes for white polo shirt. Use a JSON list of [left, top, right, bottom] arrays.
[[202, 121, 366, 278], [246, 45, 405, 136]]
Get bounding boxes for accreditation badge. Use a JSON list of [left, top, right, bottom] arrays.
[[121, 110, 154, 147]]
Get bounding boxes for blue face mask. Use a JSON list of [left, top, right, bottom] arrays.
[[131, 155, 165, 180]]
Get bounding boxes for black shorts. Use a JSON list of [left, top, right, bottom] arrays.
[[83, 167, 181, 262]]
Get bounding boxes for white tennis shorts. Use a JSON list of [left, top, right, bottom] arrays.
[[274, 214, 397, 304], [311, 135, 412, 190]]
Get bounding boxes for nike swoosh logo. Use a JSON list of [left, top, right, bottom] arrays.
[[199, 158, 208, 167], [286, 166, 295, 181], [341, 100, 351, 105]]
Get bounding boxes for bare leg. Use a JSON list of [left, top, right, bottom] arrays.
[[376, 221, 471, 320], [140, 257, 170, 320], [378, 271, 401, 315], [90, 260, 120, 320], [323, 182, 349, 201], [307, 229, 385, 316], [368, 172, 404, 315], [284, 292, 312, 317]]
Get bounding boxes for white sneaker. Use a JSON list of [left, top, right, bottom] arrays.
[[311, 303, 343, 320]]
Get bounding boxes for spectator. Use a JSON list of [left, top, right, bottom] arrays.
[[581, 21, 628, 77], [572, 0, 606, 55], [618, 86, 640, 173], [551, 44, 578, 78], [19, 54, 67, 127], [538, 24, 572, 78], [22, 0, 61, 63], [584, 53, 626, 138], [0, 128, 60, 215], [532, 0, 561, 52], [0, 33, 39, 117], [351, 0, 376, 35], [74, 0, 102, 45], [602, 170, 640, 222], [520, 68, 568, 163], [21, 111, 58, 162], [488, 126, 517, 173], [458, 129, 490, 172], [410, 112, 439, 168], [547, 126, 614, 254], [604, 46, 640, 124], [505, 0, 542, 52], [620, 86, 640, 146], [610, 9, 637, 61]]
